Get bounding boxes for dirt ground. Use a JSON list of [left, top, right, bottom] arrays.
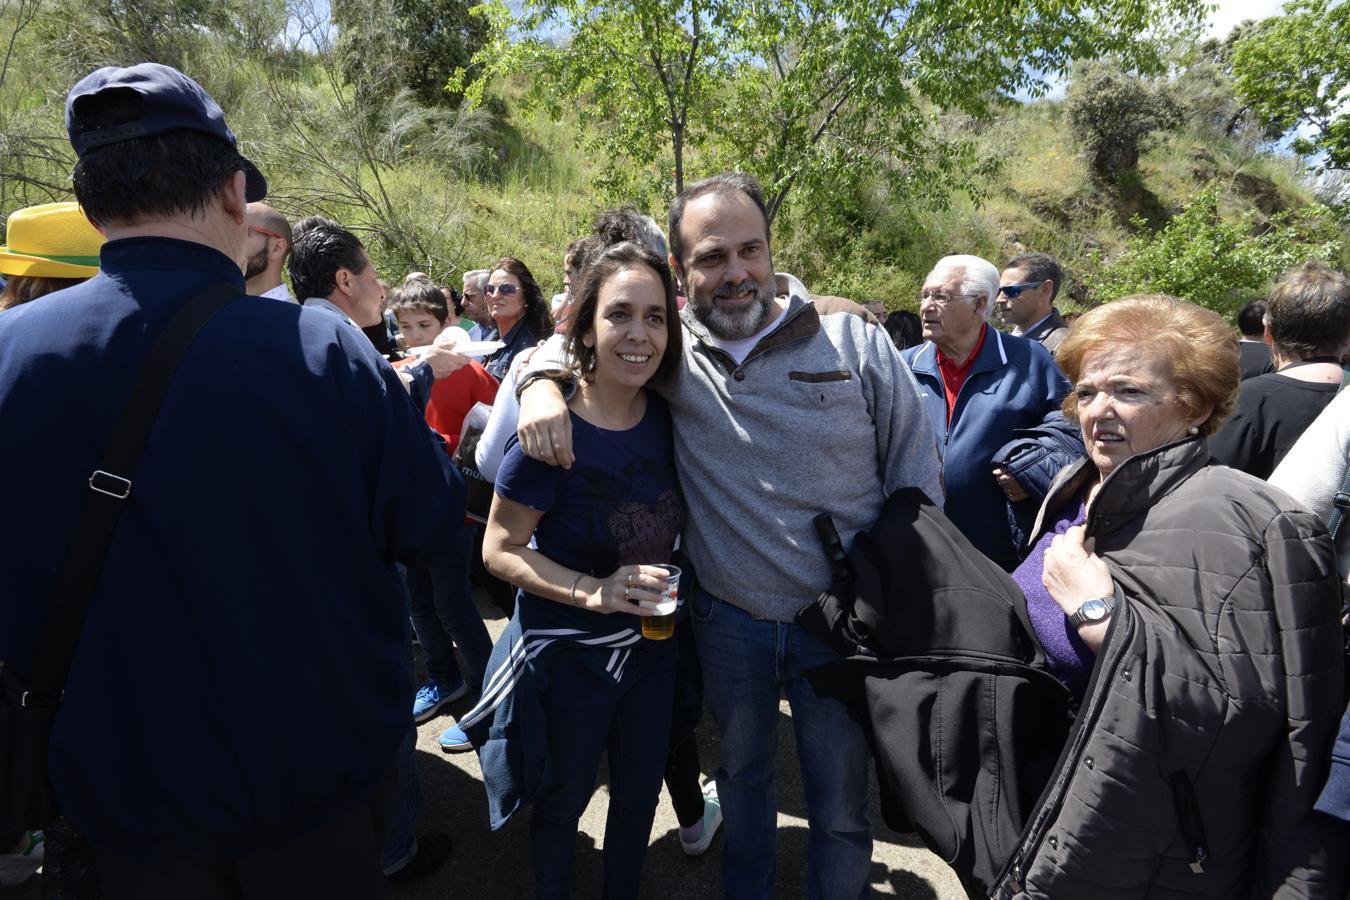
[[13, 590, 970, 899], [392, 594, 970, 900]]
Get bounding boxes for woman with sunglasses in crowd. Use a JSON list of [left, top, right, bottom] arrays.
[[482, 256, 554, 381]]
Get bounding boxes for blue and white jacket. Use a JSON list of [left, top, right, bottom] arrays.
[[902, 326, 1072, 570]]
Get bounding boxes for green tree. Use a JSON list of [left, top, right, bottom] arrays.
[[456, 0, 1208, 221], [1087, 185, 1343, 317], [453, 0, 717, 204], [1064, 62, 1181, 179], [1232, 0, 1350, 172], [332, 0, 484, 107]]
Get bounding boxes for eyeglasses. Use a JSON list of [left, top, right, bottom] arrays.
[[248, 224, 285, 240], [997, 280, 1047, 299], [919, 289, 974, 305], [485, 283, 519, 296]]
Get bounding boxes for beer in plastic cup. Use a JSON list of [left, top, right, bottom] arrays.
[[639, 564, 680, 640]]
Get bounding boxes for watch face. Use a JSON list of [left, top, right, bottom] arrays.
[[1082, 598, 1108, 621]]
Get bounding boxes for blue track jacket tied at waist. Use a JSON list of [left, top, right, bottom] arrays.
[[901, 328, 1071, 571], [0, 237, 465, 857], [459, 611, 649, 831]]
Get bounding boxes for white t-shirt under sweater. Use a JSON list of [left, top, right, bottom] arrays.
[[704, 306, 789, 365]]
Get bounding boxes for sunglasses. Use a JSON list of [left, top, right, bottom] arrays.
[[997, 279, 1047, 299], [248, 224, 285, 240], [485, 283, 519, 296]]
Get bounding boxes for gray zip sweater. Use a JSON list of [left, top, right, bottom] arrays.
[[515, 274, 943, 621], [669, 275, 942, 621]]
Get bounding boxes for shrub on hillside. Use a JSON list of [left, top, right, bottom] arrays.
[[1086, 185, 1343, 319], [1065, 62, 1181, 179]]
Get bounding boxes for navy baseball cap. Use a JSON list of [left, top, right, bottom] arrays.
[[65, 63, 267, 202]]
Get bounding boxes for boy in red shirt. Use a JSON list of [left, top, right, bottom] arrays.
[[391, 280, 498, 719]]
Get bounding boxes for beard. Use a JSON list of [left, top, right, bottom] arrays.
[[689, 277, 776, 341], [243, 245, 270, 281]]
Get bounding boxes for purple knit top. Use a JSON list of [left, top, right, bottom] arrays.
[[1011, 492, 1096, 698]]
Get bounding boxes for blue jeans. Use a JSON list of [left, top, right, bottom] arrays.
[[531, 640, 677, 900], [692, 587, 872, 900], [407, 524, 492, 692]]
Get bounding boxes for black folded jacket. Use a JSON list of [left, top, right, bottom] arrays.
[[797, 488, 1073, 898]]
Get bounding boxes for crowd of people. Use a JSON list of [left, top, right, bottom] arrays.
[[2, 60, 1350, 900]]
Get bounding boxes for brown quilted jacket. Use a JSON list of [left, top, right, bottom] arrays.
[[993, 438, 1347, 899]]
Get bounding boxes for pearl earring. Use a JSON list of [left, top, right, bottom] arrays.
[[1187, 425, 1199, 436]]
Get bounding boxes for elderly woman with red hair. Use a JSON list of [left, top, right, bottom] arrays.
[[995, 294, 1346, 898]]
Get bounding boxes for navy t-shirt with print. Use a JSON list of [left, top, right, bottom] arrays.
[[495, 394, 684, 633]]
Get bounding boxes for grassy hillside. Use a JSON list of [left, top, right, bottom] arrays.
[[0, 9, 1343, 316]]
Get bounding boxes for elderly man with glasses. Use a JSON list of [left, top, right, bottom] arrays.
[[901, 254, 1079, 570], [996, 252, 1069, 354]]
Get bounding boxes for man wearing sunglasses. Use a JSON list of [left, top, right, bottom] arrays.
[[244, 201, 295, 303], [996, 253, 1068, 355]]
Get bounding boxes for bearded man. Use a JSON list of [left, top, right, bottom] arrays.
[[515, 173, 942, 899], [244, 201, 294, 302]]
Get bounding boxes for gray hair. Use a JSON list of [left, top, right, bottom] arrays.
[[463, 268, 490, 291], [929, 254, 1000, 321], [634, 214, 668, 258]]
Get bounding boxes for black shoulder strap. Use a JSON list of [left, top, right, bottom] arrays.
[[23, 282, 242, 702], [1330, 467, 1350, 542], [1329, 367, 1350, 541]]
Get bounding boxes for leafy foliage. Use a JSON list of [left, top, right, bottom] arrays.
[[1065, 62, 1182, 178], [457, 0, 1209, 226], [0, 0, 1346, 310], [1232, 0, 1350, 172], [331, 0, 484, 107], [1087, 186, 1344, 318]]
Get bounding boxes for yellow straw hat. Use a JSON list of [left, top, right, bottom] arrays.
[[0, 202, 104, 279]]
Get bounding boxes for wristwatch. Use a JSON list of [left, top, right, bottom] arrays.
[[1067, 596, 1116, 629]]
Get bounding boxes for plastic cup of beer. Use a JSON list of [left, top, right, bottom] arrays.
[[639, 564, 680, 640]]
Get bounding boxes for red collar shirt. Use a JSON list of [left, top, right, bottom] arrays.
[[935, 324, 987, 424]]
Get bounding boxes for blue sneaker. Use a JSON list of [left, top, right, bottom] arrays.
[[438, 722, 474, 753], [413, 678, 467, 724]]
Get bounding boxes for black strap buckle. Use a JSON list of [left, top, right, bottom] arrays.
[[1334, 491, 1350, 511], [89, 470, 131, 499]]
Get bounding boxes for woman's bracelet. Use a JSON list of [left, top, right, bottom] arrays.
[[569, 573, 585, 608]]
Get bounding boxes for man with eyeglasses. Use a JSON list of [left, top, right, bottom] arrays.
[[996, 253, 1068, 354], [244, 201, 295, 303], [461, 269, 494, 341], [901, 254, 1076, 571]]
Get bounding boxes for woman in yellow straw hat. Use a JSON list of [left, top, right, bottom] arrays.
[[0, 202, 104, 310]]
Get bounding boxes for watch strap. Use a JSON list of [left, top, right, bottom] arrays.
[[1068, 595, 1117, 629]]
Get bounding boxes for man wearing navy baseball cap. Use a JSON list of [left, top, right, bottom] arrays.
[[0, 64, 465, 898]]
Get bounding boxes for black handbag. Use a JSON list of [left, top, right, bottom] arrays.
[[0, 282, 241, 832], [452, 403, 495, 523]]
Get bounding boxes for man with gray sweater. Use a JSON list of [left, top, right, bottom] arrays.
[[517, 173, 942, 899]]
